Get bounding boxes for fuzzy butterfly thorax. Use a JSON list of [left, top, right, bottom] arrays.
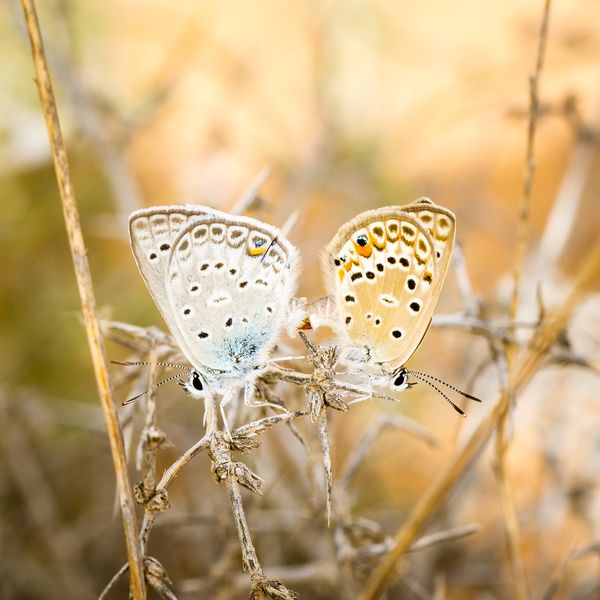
[[322, 198, 456, 376], [129, 205, 299, 392]]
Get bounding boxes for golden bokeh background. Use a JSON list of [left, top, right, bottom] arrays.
[[2, 1, 600, 598]]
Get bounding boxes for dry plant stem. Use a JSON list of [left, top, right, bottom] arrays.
[[511, 0, 552, 318], [537, 91, 600, 275], [139, 420, 215, 552], [225, 473, 263, 580], [98, 564, 129, 600], [499, 3, 552, 598], [539, 546, 576, 600], [230, 165, 272, 214], [358, 232, 600, 600], [451, 241, 480, 316], [179, 525, 480, 595], [318, 409, 333, 526], [352, 524, 482, 561], [138, 349, 159, 479], [339, 414, 438, 492], [19, 2, 146, 598], [493, 414, 528, 600]]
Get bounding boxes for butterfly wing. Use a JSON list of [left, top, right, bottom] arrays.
[[129, 205, 225, 361], [164, 214, 299, 376], [323, 200, 455, 368]]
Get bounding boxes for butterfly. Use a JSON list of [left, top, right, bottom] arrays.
[[127, 205, 299, 411], [321, 198, 478, 414]]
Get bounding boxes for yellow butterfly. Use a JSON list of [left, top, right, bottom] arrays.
[[322, 198, 478, 414]]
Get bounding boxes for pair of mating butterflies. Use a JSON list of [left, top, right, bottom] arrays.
[[128, 198, 473, 412]]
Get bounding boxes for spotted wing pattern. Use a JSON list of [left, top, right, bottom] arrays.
[[164, 214, 298, 375], [130, 206, 299, 381], [129, 205, 219, 361], [323, 200, 455, 368]]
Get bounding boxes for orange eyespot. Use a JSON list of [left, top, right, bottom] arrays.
[[338, 268, 345, 281], [248, 237, 269, 256], [248, 247, 266, 256], [353, 234, 373, 257]]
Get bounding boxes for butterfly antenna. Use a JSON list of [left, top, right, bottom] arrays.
[[122, 373, 184, 406], [112, 360, 192, 373], [407, 371, 466, 417], [408, 370, 481, 403], [260, 236, 278, 263]]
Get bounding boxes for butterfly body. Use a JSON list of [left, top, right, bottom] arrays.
[[322, 198, 455, 382], [129, 205, 299, 392]]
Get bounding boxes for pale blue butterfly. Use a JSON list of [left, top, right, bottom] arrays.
[[127, 205, 299, 423]]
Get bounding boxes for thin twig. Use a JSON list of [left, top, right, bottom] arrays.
[[452, 241, 480, 316], [98, 564, 129, 600], [19, 2, 146, 597], [500, 3, 552, 598], [230, 165, 272, 214], [538, 545, 576, 600], [339, 414, 439, 492], [511, 0, 552, 318], [536, 88, 600, 277]]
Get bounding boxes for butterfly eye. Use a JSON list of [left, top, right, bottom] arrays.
[[191, 371, 204, 391], [392, 369, 408, 389]]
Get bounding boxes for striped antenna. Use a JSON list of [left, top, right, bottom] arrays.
[[122, 373, 184, 406]]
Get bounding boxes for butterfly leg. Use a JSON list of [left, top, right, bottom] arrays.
[[265, 355, 310, 365], [219, 390, 234, 440], [348, 375, 375, 405], [243, 381, 289, 413]]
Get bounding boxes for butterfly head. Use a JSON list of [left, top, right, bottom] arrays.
[[390, 367, 412, 392], [180, 369, 208, 399]]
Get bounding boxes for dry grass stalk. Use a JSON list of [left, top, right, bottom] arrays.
[[511, 0, 553, 317], [499, 1, 552, 598], [19, 1, 146, 597]]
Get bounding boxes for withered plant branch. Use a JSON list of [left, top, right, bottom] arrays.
[[102, 320, 179, 355], [433, 313, 538, 339], [339, 414, 439, 493], [451, 241, 481, 316], [536, 89, 600, 276], [317, 410, 333, 526], [351, 523, 481, 562], [208, 430, 299, 598], [410, 523, 481, 553], [98, 564, 129, 600], [500, 3, 552, 598], [19, 2, 145, 597], [134, 349, 172, 560], [297, 330, 341, 525], [280, 209, 301, 237], [179, 524, 480, 596], [358, 228, 600, 600], [268, 364, 398, 404], [135, 403, 302, 598], [511, 0, 552, 319], [539, 546, 576, 600], [230, 165, 272, 214]]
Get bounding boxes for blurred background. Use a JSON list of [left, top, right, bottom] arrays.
[[2, 0, 600, 598]]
